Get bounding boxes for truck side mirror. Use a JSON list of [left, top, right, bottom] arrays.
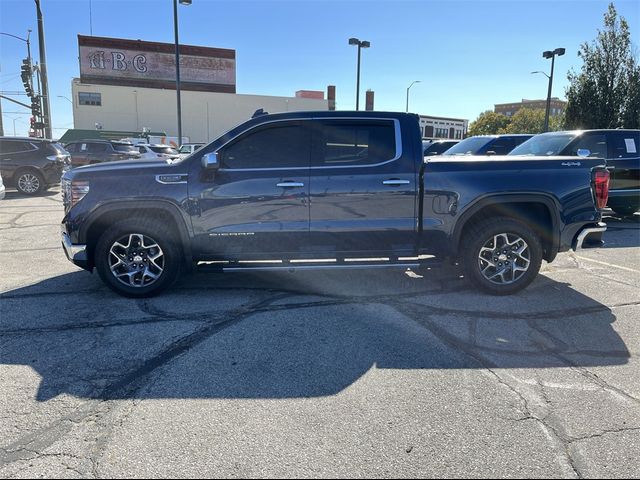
[[202, 152, 220, 170]]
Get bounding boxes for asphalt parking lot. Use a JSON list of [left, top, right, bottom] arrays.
[[0, 186, 639, 478]]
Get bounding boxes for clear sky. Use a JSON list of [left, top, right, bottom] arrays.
[[0, 0, 638, 138]]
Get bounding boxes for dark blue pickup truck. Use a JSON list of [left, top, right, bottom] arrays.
[[61, 111, 609, 297]]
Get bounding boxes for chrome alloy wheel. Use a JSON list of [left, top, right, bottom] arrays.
[[477, 233, 531, 285], [108, 233, 164, 287], [18, 173, 40, 194]]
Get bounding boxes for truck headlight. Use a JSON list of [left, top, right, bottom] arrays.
[[70, 181, 90, 207]]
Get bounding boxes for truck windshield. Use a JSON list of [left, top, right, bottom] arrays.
[[509, 133, 578, 156], [442, 137, 491, 155]]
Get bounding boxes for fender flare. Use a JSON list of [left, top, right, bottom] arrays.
[[79, 199, 193, 267], [451, 193, 561, 260]]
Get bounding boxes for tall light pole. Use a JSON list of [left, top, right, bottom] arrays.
[[348, 37, 370, 111], [406, 80, 421, 112], [541, 47, 565, 132], [34, 0, 52, 139], [174, 0, 191, 147]]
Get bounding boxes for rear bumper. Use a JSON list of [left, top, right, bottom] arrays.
[[61, 224, 90, 270], [572, 222, 607, 250]]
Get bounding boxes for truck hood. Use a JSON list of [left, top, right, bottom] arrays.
[[70, 158, 172, 174], [62, 159, 178, 183]]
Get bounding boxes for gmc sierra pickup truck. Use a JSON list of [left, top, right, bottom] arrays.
[[61, 111, 609, 297]]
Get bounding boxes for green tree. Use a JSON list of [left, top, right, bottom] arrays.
[[500, 108, 546, 134], [565, 3, 640, 129], [499, 108, 565, 133], [467, 110, 510, 136]]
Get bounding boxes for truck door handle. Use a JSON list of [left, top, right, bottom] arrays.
[[383, 179, 410, 186], [276, 182, 304, 188]]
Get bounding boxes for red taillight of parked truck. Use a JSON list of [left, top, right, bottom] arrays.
[[593, 169, 610, 210]]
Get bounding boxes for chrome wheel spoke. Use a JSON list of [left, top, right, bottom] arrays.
[[478, 232, 530, 285], [108, 232, 164, 288]]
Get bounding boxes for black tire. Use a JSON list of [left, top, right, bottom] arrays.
[[15, 169, 45, 195], [94, 218, 182, 297], [461, 217, 543, 295], [610, 204, 639, 217]]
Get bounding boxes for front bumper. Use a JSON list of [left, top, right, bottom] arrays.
[[62, 224, 90, 270], [573, 222, 607, 250]]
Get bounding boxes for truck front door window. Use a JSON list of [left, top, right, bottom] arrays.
[[222, 124, 308, 169]]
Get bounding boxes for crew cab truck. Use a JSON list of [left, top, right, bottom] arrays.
[[61, 111, 609, 297]]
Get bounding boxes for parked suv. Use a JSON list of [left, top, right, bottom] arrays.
[[0, 137, 69, 195], [510, 129, 640, 215], [136, 144, 180, 161], [442, 134, 533, 156], [64, 140, 141, 167]]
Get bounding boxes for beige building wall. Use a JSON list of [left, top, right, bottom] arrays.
[[71, 79, 329, 143]]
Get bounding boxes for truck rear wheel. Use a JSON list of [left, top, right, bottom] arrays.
[[461, 217, 543, 295], [94, 219, 182, 297]]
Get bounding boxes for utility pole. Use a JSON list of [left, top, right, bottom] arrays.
[[35, 0, 52, 139], [0, 98, 4, 136]]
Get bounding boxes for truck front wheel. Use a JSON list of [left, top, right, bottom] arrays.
[[461, 217, 543, 295], [94, 219, 182, 297]]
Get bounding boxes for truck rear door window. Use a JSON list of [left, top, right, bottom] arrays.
[[314, 121, 396, 167]]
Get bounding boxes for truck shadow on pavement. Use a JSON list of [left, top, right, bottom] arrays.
[[0, 268, 631, 402]]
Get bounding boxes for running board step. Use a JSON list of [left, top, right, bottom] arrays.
[[221, 262, 420, 272], [196, 261, 439, 273]]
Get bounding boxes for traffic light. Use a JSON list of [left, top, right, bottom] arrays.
[[31, 96, 42, 117], [21, 59, 33, 97]]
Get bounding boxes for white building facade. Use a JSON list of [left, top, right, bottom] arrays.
[[71, 35, 328, 143], [419, 115, 468, 140], [71, 78, 328, 143]]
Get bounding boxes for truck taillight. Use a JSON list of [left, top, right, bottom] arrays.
[[593, 169, 610, 210]]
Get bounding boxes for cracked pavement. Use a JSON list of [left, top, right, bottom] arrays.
[[0, 187, 639, 478]]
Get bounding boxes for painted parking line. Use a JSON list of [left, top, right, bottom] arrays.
[[576, 255, 640, 273]]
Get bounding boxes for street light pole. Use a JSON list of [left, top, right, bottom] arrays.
[[542, 47, 565, 132], [348, 38, 370, 111], [406, 80, 421, 113], [1, 31, 33, 136], [34, 0, 52, 139], [173, 0, 191, 147]]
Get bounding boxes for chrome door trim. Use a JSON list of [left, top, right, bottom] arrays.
[[215, 117, 403, 172], [276, 182, 305, 188], [383, 180, 411, 186]]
